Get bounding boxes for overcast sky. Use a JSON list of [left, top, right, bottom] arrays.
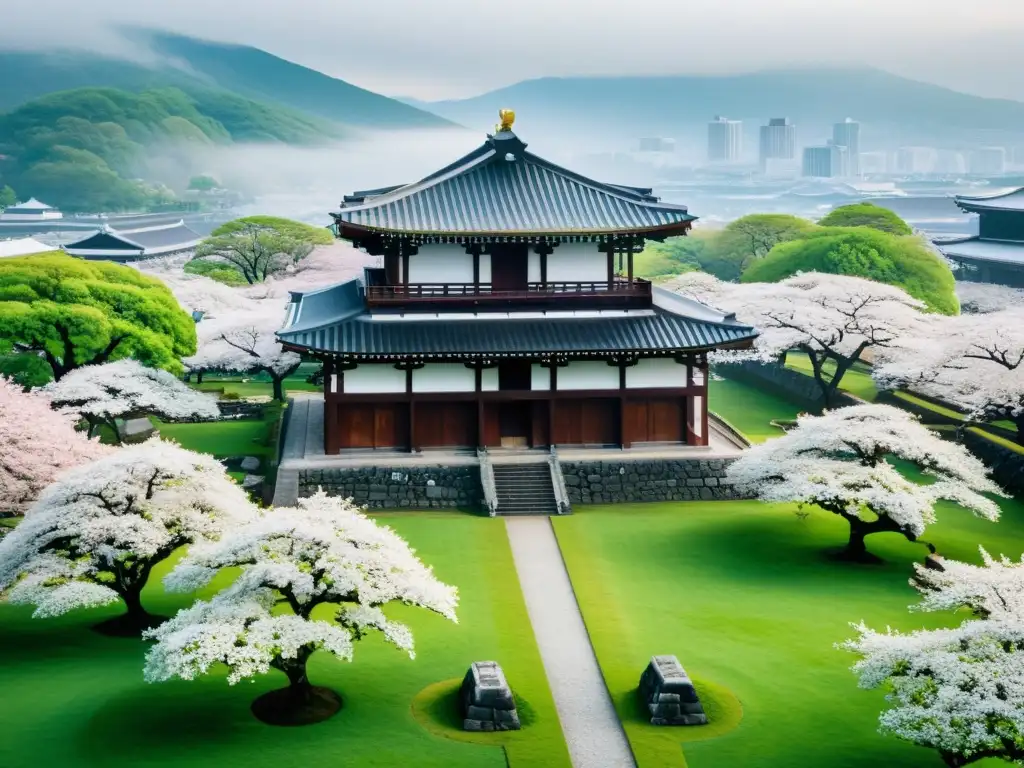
[[2, 0, 1023, 101]]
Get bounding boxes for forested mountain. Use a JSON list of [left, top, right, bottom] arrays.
[[0, 86, 339, 211]]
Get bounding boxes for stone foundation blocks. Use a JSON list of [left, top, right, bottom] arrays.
[[638, 655, 707, 726], [460, 661, 520, 732]]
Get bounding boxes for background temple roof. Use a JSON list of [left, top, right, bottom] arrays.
[[955, 187, 1024, 213]]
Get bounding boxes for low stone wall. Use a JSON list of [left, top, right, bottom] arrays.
[[299, 465, 483, 510], [963, 430, 1024, 496], [716, 360, 860, 409], [560, 458, 747, 505]]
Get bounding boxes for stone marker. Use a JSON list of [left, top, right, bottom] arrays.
[[460, 661, 520, 731], [240, 456, 261, 472], [638, 655, 707, 726], [121, 417, 156, 444]]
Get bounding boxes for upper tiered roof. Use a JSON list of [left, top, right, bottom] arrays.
[[955, 187, 1024, 214], [332, 114, 696, 242]]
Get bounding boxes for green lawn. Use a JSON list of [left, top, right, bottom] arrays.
[[553, 495, 1023, 768], [709, 376, 802, 443], [784, 351, 879, 401], [0, 514, 569, 768]]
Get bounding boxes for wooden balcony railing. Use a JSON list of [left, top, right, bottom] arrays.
[[365, 279, 652, 308]]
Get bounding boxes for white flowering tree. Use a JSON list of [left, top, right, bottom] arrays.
[[843, 548, 1024, 766], [185, 309, 301, 401], [874, 308, 1024, 440], [0, 440, 256, 635], [955, 282, 1024, 314], [0, 377, 111, 516], [727, 404, 1006, 560], [42, 359, 220, 442], [144, 491, 458, 725], [669, 272, 927, 406]]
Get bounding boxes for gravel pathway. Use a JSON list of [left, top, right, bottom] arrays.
[[505, 516, 635, 768]]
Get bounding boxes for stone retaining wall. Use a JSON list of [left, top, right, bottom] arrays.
[[299, 465, 483, 510], [560, 458, 747, 505]]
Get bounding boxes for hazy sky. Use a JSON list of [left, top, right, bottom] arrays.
[[2, 0, 1023, 100]]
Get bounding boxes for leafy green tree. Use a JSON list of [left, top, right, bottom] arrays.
[[818, 203, 913, 235], [183, 257, 249, 286], [697, 214, 815, 280], [0, 254, 197, 380], [196, 224, 314, 285], [0, 184, 16, 209], [741, 227, 958, 314], [211, 215, 334, 245], [188, 174, 220, 192]]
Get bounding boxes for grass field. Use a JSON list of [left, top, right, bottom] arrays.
[[0, 514, 569, 768], [708, 377, 802, 443], [553, 495, 1022, 768]]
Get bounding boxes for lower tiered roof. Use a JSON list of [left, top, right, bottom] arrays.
[[277, 280, 757, 360]]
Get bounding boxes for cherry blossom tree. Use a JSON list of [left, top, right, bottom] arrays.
[[185, 308, 301, 401], [0, 439, 256, 635], [726, 404, 1006, 560], [144, 491, 458, 725], [874, 309, 1024, 440], [669, 272, 928, 406], [955, 282, 1024, 314], [42, 359, 220, 442], [0, 377, 110, 516], [843, 548, 1024, 766]]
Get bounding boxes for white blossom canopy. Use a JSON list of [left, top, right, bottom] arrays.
[[955, 282, 1024, 314], [0, 439, 257, 618], [667, 271, 928, 364], [42, 359, 220, 424], [0, 377, 110, 515], [874, 308, 1024, 429], [844, 548, 1024, 763], [144, 492, 458, 685], [727, 404, 1005, 539]]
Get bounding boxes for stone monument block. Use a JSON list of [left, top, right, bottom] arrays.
[[638, 655, 707, 726], [460, 661, 520, 731]]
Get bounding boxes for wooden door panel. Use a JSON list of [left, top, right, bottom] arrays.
[[580, 399, 618, 445], [340, 404, 375, 449], [650, 399, 683, 442], [552, 400, 580, 444], [531, 401, 550, 447], [482, 403, 501, 447], [623, 400, 649, 444]]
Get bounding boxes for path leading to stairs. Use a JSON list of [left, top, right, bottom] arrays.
[[505, 516, 636, 768]]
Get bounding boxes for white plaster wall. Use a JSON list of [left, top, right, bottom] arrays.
[[692, 395, 704, 438], [691, 366, 706, 386], [627, 358, 687, 389], [481, 367, 498, 391], [528, 251, 541, 283], [547, 243, 607, 283], [343, 364, 407, 394], [557, 360, 619, 390], [413, 363, 475, 393], [408, 244, 473, 284], [480, 253, 492, 284], [531, 364, 551, 391]]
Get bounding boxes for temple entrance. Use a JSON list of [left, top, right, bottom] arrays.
[[499, 401, 531, 448], [490, 244, 529, 291]]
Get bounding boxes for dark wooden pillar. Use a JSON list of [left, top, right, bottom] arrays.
[[401, 242, 410, 286], [469, 244, 481, 290], [536, 243, 553, 290], [406, 366, 415, 452], [548, 361, 558, 447], [477, 400, 486, 448], [323, 359, 335, 454], [627, 251, 634, 285], [606, 239, 615, 291]]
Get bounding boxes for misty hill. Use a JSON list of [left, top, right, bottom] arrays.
[[0, 86, 339, 211], [423, 68, 1024, 149], [144, 32, 453, 131], [0, 35, 453, 131]]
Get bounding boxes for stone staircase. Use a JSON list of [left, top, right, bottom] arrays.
[[492, 462, 559, 516]]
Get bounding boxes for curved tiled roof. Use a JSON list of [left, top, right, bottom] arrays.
[[955, 188, 1024, 213], [332, 132, 696, 237], [277, 280, 755, 358]]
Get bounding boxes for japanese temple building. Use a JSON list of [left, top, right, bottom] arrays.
[[278, 113, 757, 453], [63, 219, 202, 262], [937, 188, 1024, 287]]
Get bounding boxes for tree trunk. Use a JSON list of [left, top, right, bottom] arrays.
[[282, 658, 313, 703], [845, 522, 868, 559], [196, 370, 205, 385], [271, 374, 285, 402], [107, 417, 124, 445], [123, 587, 150, 623]]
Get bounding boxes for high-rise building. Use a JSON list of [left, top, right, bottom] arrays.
[[969, 147, 1007, 176], [832, 118, 860, 176], [934, 150, 966, 175], [895, 147, 936, 174], [759, 118, 796, 168], [707, 116, 742, 163], [802, 142, 848, 178]]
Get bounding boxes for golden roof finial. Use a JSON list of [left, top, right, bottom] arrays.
[[497, 109, 515, 133]]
